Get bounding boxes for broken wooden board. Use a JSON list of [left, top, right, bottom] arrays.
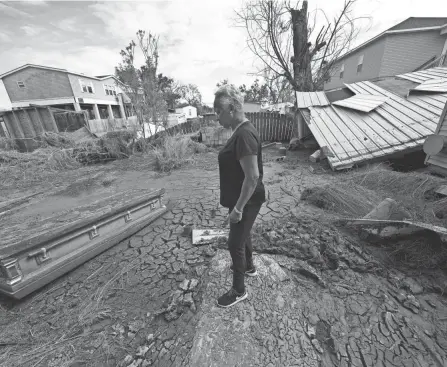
[[336, 218, 447, 242], [192, 229, 229, 246], [435, 185, 447, 197], [0, 189, 167, 299]]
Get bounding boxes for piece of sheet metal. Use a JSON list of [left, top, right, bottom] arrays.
[[407, 93, 447, 117], [304, 81, 440, 170], [332, 94, 388, 112], [192, 229, 229, 246], [0, 189, 167, 299], [397, 67, 447, 83], [296, 91, 329, 108], [336, 218, 447, 242], [411, 78, 447, 93]]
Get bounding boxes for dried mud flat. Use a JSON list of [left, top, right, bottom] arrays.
[[0, 150, 446, 367]]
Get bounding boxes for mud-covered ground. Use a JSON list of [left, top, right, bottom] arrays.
[[1, 147, 447, 367]]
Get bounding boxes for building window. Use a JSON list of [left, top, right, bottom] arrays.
[[17, 81, 25, 88], [340, 64, 345, 79], [357, 55, 364, 74], [189, 109, 192, 116], [79, 79, 94, 94], [104, 84, 116, 96]]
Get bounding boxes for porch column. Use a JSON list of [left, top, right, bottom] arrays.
[[107, 104, 114, 119], [73, 99, 82, 112], [93, 104, 100, 120]]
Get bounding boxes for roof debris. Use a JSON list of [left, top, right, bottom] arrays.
[[397, 67, 447, 83], [332, 94, 388, 112], [301, 79, 442, 170], [411, 78, 447, 93], [296, 91, 329, 108]]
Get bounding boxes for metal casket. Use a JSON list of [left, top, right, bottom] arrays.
[[0, 189, 167, 299]]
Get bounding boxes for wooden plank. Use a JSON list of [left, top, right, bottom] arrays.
[[11, 110, 25, 138], [282, 115, 286, 142], [2, 114, 16, 139], [435, 185, 447, 197], [24, 109, 38, 137], [47, 107, 59, 132], [279, 114, 284, 141], [273, 113, 278, 142], [262, 113, 267, 142], [34, 108, 46, 133], [265, 113, 269, 142]]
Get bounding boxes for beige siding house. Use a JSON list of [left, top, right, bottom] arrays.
[[324, 17, 447, 91], [0, 64, 131, 120]]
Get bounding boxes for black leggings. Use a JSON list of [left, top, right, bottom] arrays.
[[228, 203, 262, 293]]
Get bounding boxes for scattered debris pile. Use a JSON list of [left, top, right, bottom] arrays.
[[301, 167, 447, 269]]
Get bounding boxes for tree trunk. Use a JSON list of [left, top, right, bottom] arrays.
[[291, 1, 312, 91]]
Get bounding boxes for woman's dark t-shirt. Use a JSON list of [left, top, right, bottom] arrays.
[[218, 120, 266, 209]]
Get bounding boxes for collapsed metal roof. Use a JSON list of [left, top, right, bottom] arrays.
[[295, 91, 329, 108], [303, 81, 441, 170], [407, 93, 447, 116], [411, 78, 447, 93], [332, 94, 388, 112], [397, 67, 447, 83]]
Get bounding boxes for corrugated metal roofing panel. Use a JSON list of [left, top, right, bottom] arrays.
[[332, 94, 388, 112], [306, 80, 440, 170], [412, 78, 447, 92], [296, 91, 329, 108], [397, 67, 447, 83], [407, 93, 447, 116]]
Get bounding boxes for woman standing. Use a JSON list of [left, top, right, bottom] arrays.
[[214, 85, 266, 308]]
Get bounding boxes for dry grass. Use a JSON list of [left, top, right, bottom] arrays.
[[350, 168, 447, 224], [381, 234, 447, 269], [0, 137, 18, 151], [153, 134, 207, 172], [0, 261, 140, 367], [302, 167, 447, 225], [301, 166, 447, 270], [0, 131, 137, 189], [0, 148, 81, 188], [301, 183, 382, 217]]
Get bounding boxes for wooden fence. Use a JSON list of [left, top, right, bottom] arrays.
[[245, 112, 294, 142], [53, 110, 86, 132], [145, 112, 294, 145], [0, 106, 89, 151], [87, 116, 138, 136]]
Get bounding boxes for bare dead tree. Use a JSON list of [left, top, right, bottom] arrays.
[[235, 0, 369, 91]]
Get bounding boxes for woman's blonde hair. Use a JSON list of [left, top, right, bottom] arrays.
[[214, 84, 244, 112]]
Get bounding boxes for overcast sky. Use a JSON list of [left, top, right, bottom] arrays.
[[0, 0, 446, 104]]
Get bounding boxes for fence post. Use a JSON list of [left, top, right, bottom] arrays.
[[46, 107, 59, 133]]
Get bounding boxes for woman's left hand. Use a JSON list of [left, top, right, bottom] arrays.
[[223, 208, 243, 227]]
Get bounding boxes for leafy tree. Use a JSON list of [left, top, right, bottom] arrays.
[[178, 83, 203, 112], [157, 73, 181, 109], [115, 30, 168, 135], [216, 79, 230, 88]]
